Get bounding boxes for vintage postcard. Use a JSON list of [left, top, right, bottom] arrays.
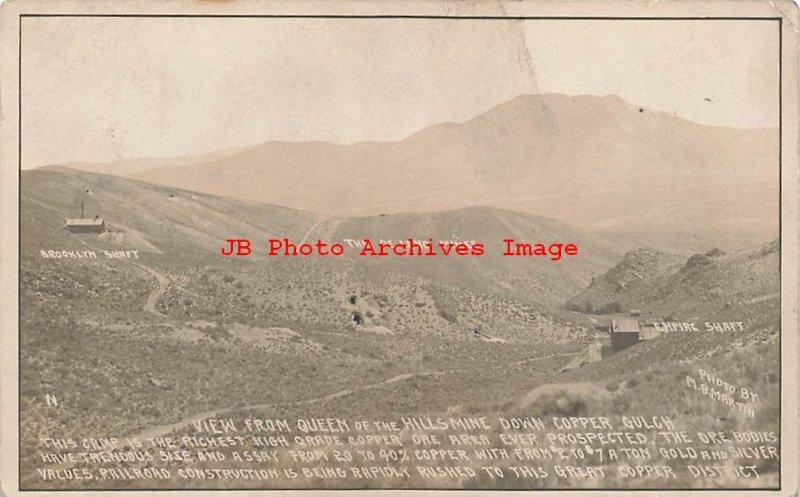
[[0, 0, 798, 496]]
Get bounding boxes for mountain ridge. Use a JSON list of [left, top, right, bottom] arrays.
[[40, 93, 779, 252], [567, 241, 779, 320]]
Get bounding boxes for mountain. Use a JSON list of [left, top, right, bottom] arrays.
[[107, 93, 779, 252]]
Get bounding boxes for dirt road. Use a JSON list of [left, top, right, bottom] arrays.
[[122, 351, 578, 445], [56, 219, 171, 316], [32, 348, 578, 486], [300, 216, 329, 244], [135, 264, 170, 315]]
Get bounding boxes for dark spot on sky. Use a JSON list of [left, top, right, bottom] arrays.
[[638, 108, 643, 113]]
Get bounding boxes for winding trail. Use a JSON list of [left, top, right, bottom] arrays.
[[135, 264, 171, 315], [60, 223, 172, 316], [122, 351, 579, 444], [31, 345, 579, 483]]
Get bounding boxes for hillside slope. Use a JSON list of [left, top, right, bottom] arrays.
[[568, 241, 779, 320], [567, 248, 686, 313], [21, 167, 623, 306], [21, 166, 315, 261]]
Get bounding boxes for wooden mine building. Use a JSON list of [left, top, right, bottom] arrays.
[[610, 318, 641, 350]]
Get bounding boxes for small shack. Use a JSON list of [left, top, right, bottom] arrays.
[[65, 217, 105, 234], [610, 318, 640, 350]]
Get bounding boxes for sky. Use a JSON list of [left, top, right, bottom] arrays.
[[21, 17, 780, 168]]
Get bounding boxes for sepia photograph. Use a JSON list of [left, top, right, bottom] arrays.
[[0, 0, 798, 495]]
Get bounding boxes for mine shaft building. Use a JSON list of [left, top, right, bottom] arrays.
[[65, 217, 105, 234], [610, 318, 640, 350]]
